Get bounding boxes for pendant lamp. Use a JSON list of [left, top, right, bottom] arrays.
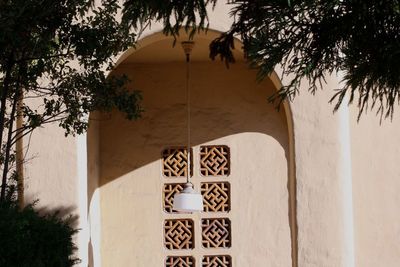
[[172, 41, 203, 213]]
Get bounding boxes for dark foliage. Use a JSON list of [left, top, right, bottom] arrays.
[[122, 1, 400, 118], [0, 200, 79, 267], [122, 0, 218, 39], [208, 0, 400, 118], [0, 0, 142, 200]]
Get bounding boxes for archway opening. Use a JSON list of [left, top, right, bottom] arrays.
[[88, 30, 296, 267]]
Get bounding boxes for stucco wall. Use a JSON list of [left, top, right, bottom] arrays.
[[22, 1, 400, 266], [87, 113, 102, 267], [98, 60, 292, 266], [24, 118, 88, 265], [350, 108, 400, 267], [25, 124, 78, 212]]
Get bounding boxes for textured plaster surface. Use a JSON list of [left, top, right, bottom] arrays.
[[264, 68, 353, 266], [289, 85, 348, 267], [98, 61, 291, 267], [24, 122, 83, 261], [350, 108, 400, 267], [87, 115, 102, 267], [25, 124, 78, 212], [22, 1, 400, 266]]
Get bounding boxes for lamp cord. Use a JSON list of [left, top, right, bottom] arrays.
[[186, 49, 191, 185]]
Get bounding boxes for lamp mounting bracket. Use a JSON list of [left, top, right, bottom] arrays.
[[181, 41, 195, 62]]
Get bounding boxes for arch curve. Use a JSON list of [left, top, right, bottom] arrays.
[[88, 29, 297, 267]]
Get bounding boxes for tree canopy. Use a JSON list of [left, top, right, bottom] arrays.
[[122, 0, 400, 118], [216, 0, 400, 119], [1, 0, 399, 201], [0, 0, 142, 201]]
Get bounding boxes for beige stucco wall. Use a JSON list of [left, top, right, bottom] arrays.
[[87, 113, 101, 267], [288, 83, 353, 267], [98, 58, 292, 266], [25, 125, 78, 211], [350, 108, 400, 267], [24, 115, 89, 266], [22, 2, 400, 266]]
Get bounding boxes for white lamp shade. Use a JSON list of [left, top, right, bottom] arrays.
[[173, 183, 203, 213]]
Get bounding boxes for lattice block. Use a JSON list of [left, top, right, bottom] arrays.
[[166, 256, 195, 267], [162, 147, 192, 178], [201, 182, 230, 212], [163, 183, 185, 213], [200, 146, 230, 176], [202, 255, 232, 267], [164, 219, 195, 250], [201, 218, 231, 248]]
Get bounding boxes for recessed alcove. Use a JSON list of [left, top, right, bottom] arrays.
[[87, 30, 294, 267]]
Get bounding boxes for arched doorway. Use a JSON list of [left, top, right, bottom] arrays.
[[88, 30, 295, 267]]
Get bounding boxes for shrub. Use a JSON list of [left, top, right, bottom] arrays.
[[0, 200, 79, 267]]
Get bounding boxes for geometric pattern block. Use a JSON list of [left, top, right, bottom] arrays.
[[201, 182, 230, 212], [164, 219, 195, 250], [166, 256, 195, 267], [162, 147, 192, 178], [201, 218, 231, 248], [199, 146, 230, 176], [202, 255, 232, 267], [163, 183, 185, 213]]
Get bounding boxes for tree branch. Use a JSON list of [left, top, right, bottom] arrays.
[[0, 85, 19, 201]]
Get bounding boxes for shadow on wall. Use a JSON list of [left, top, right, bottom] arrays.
[[85, 31, 296, 267], [94, 60, 289, 187]]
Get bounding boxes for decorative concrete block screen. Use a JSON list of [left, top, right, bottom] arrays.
[[162, 145, 232, 266], [200, 146, 230, 176], [163, 183, 185, 213], [201, 182, 230, 212], [164, 219, 194, 250], [166, 256, 195, 267], [201, 218, 231, 248], [202, 255, 232, 267], [162, 147, 192, 178]]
